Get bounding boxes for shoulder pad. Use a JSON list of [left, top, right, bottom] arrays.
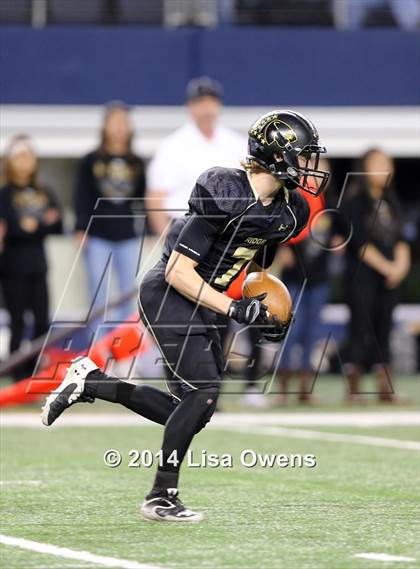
[[189, 167, 254, 218]]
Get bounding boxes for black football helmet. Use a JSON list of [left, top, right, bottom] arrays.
[[247, 110, 330, 196]]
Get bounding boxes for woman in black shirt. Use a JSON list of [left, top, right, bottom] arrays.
[[0, 135, 62, 380], [340, 148, 410, 402], [74, 101, 146, 331]]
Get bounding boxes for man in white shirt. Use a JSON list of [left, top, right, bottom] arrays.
[[146, 78, 264, 407], [147, 76, 245, 235]]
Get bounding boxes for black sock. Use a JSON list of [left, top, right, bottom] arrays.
[[148, 387, 219, 496], [85, 370, 176, 426], [147, 471, 180, 499]]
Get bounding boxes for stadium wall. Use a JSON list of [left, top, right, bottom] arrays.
[[1, 26, 419, 106]]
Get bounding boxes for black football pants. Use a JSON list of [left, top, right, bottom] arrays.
[[86, 267, 223, 492]]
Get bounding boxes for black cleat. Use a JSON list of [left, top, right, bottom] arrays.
[[140, 489, 204, 522], [41, 356, 98, 426]]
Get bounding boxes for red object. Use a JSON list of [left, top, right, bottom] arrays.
[[226, 269, 246, 300], [0, 359, 73, 407], [288, 189, 325, 245], [0, 313, 151, 407]]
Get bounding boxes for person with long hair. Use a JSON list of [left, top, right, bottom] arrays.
[[0, 135, 62, 380], [74, 101, 146, 331], [340, 148, 411, 402]]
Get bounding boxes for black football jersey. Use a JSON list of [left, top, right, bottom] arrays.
[[160, 167, 309, 291]]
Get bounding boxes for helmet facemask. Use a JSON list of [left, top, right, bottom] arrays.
[[281, 144, 330, 196], [246, 146, 330, 197]]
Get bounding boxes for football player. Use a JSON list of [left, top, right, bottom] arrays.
[[42, 110, 329, 522]]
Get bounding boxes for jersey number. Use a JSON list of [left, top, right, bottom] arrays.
[[214, 246, 257, 288]]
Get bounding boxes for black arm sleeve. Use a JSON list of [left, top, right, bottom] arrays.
[[253, 241, 278, 269], [173, 214, 221, 263]]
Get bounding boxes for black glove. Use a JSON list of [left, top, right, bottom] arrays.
[[262, 313, 293, 342], [228, 293, 268, 325]]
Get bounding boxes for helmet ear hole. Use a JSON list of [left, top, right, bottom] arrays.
[[273, 153, 283, 163]]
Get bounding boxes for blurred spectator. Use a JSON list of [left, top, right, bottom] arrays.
[[163, 0, 235, 26], [276, 159, 334, 404], [218, 0, 236, 24], [333, 0, 420, 30], [74, 101, 146, 329], [0, 135, 62, 380], [339, 148, 411, 402], [238, 0, 333, 26], [147, 76, 244, 235]]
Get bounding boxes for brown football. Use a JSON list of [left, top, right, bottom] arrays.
[[242, 272, 292, 323]]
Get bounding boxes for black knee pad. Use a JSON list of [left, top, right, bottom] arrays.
[[189, 387, 219, 434]]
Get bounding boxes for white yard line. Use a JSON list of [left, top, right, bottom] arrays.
[[1, 411, 419, 450], [354, 552, 416, 562], [0, 535, 163, 569], [1, 411, 419, 428], [0, 480, 42, 486], [216, 425, 420, 450], [213, 412, 420, 428]]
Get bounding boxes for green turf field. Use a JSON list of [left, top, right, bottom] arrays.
[[1, 375, 419, 569]]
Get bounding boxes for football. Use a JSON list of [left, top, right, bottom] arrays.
[[242, 271, 292, 323]]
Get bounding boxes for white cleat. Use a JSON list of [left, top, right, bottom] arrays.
[[140, 489, 204, 522], [41, 356, 98, 426]]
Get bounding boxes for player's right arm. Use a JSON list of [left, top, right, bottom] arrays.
[[165, 168, 269, 322], [165, 250, 231, 314], [165, 170, 235, 314], [165, 250, 267, 324]]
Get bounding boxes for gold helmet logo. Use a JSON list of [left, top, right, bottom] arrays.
[[250, 115, 297, 148], [264, 119, 297, 148]]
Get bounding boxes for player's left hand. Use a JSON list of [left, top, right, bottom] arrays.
[[228, 293, 268, 324], [262, 314, 293, 342]]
